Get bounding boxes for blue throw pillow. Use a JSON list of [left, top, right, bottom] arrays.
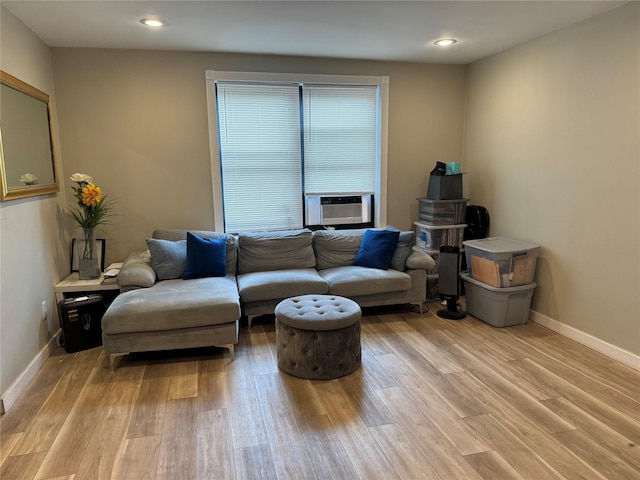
[[183, 232, 227, 279], [353, 229, 400, 270]]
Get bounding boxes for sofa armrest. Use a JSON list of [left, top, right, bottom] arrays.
[[405, 249, 436, 271], [117, 251, 156, 289]]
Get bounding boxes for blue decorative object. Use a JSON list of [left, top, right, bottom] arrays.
[[353, 229, 400, 270], [184, 232, 226, 279], [446, 162, 461, 175]]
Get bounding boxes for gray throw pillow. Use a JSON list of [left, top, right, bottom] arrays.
[[389, 229, 415, 271], [146, 238, 187, 280]]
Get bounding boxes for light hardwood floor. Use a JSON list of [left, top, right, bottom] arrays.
[[1, 303, 639, 480]]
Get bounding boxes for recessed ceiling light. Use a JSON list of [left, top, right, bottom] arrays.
[[434, 38, 457, 47], [140, 18, 165, 27]]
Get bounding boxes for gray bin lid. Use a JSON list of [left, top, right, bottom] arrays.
[[462, 236, 539, 253]]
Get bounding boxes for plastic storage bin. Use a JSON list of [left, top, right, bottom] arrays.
[[414, 222, 466, 251], [463, 237, 540, 288], [417, 198, 469, 225], [461, 273, 536, 327]]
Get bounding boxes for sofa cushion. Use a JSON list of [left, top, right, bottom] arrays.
[[237, 268, 329, 302], [146, 238, 187, 280], [238, 229, 315, 274], [313, 229, 364, 270], [184, 232, 226, 279], [102, 275, 240, 335], [353, 229, 399, 270], [153, 229, 238, 276], [319, 266, 411, 297]]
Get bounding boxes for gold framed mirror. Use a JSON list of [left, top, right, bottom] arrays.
[[1, 70, 59, 201]]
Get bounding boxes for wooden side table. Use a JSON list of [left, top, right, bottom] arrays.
[[54, 268, 123, 351], [54, 272, 121, 303]]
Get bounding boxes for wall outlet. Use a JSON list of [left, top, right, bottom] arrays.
[[41, 300, 48, 321]]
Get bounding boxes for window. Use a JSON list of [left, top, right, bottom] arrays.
[[206, 71, 389, 232], [216, 83, 302, 232], [303, 85, 378, 195]]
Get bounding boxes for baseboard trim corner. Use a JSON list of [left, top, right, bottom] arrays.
[[530, 310, 639, 371], [0, 329, 61, 414]]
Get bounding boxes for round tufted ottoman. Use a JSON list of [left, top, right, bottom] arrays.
[[274, 295, 362, 380]]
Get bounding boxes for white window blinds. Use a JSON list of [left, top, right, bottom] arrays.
[[303, 85, 378, 195], [216, 83, 302, 232]]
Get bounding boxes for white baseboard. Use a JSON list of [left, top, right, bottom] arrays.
[[0, 329, 61, 414], [530, 310, 640, 371]]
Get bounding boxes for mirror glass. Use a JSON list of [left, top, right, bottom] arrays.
[[1, 70, 59, 201]]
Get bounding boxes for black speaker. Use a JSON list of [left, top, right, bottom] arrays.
[[437, 246, 466, 320]]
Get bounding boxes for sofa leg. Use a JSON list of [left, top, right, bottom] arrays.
[[220, 344, 235, 362], [109, 352, 127, 371], [411, 302, 424, 316], [247, 315, 257, 329]]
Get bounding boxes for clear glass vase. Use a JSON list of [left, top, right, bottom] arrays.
[[76, 227, 100, 279]]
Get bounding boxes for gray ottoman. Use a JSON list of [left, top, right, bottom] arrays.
[[274, 294, 362, 380]]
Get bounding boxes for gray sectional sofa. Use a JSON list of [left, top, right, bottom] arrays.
[[102, 227, 435, 369]]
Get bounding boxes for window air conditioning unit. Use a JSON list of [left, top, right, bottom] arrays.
[[305, 195, 372, 226]]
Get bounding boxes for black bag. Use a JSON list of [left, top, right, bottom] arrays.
[[461, 205, 490, 293], [464, 205, 490, 240]]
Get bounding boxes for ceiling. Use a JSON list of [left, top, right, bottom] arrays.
[[2, 1, 627, 64]]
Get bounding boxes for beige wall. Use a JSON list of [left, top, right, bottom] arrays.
[[464, 3, 639, 354], [0, 6, 68, 396], [50, 49, 467, 265]]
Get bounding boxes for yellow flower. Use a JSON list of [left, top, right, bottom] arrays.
[[82, 183, 102, 207]]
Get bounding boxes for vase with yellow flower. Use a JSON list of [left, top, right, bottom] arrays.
[[68, 173, 114, 279]]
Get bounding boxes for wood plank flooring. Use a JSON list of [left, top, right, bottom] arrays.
[[1, 304, 639, 480]]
